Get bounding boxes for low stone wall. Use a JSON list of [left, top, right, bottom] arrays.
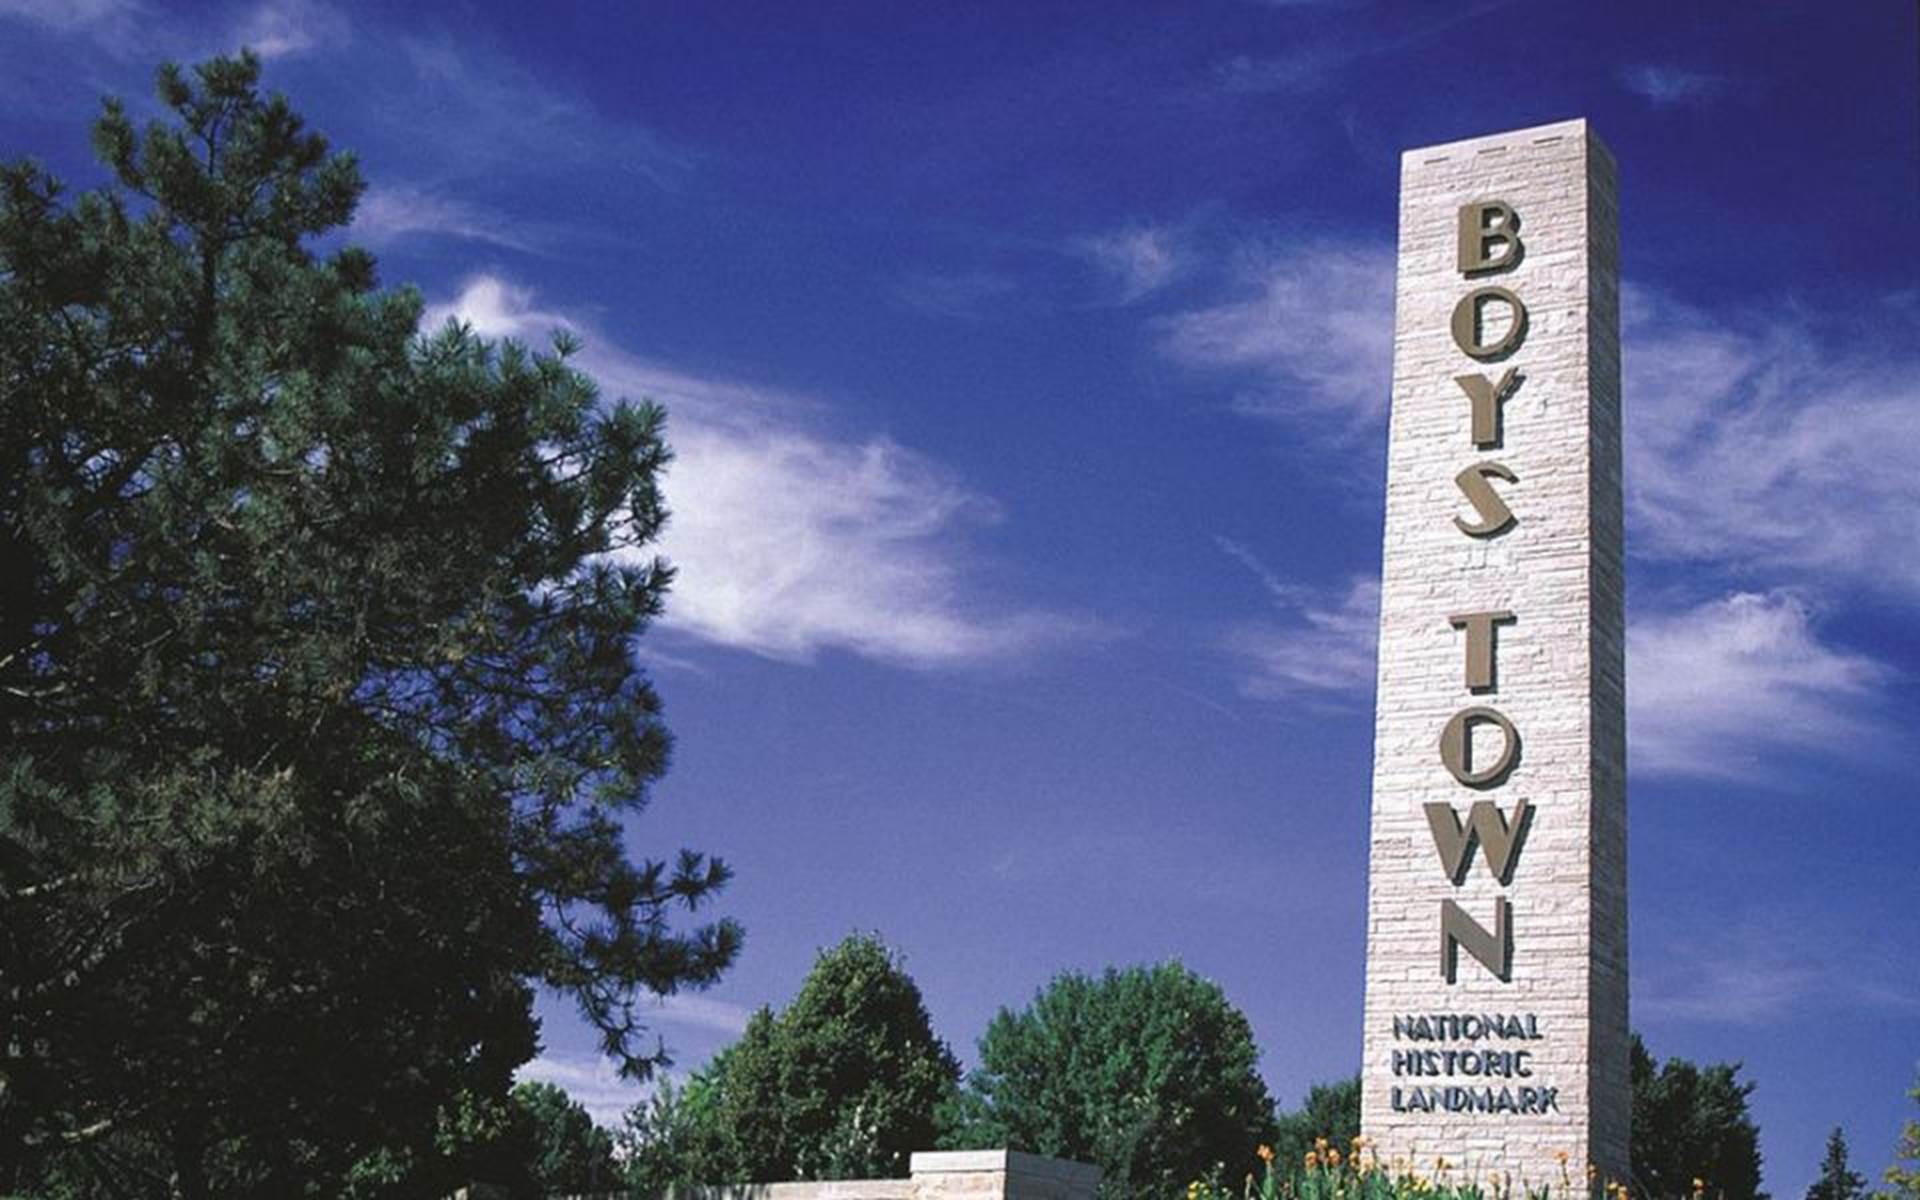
[[672, 1149, 1100, 1200], [457, 1145, 1099, 1200]]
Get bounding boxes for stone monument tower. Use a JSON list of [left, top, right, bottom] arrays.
[[1359, 118, 1627, 1187]]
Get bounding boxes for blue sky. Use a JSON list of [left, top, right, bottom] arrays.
[[4, 0, 1916, 1192]]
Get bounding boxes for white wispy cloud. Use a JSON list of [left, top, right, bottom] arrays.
[[515, 1054, 657, 1128], [1221, 577, 1379, 700], [1627, 591, 1887, 779], [1638, 924, 1920, 1025], [1160, 250, 1911, 767], [1625, 286, 1920, 596], [892, 270, 1020, 321], [1618, 64, 1726, 107], [232, 0, 348, 60], [1213, 47, 1348, 94], [511, 993, 752, 1127], [1157, 241, 1394, 426], [0, 0, 136, 33], [1077, 225, 1183, 305], [0, 0, 144, 52], [385, 34, 693, 192], [1217, 576, 1892, 777], [428, 276, 1103, 669], [1636, 949, 1819, 1025], [352, 184, 532, 251], [1217, 580, 1892, 777], [1213, 537, 1378, 700], [650, 991, 754, 1037]]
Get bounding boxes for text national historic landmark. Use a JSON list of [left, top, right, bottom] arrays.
[[1360, 119, 1627, 1185]]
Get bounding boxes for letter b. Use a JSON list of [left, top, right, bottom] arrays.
[[1458, 200, 1523, 275]]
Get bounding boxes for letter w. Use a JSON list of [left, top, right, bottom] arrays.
[[1423, 799, 1534, 885]]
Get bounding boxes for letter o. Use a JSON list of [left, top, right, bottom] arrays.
[[1440, 705, 1521, 788], [1451, 286, 1529, 360]]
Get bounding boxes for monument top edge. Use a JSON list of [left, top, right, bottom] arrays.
[[1401, 117, 1609, 166]]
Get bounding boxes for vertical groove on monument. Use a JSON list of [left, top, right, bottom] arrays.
[[1359, 119, 1628, 1187]]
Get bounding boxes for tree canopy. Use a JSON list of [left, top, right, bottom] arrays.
[[1805, 1128, 1867, 1200], [508, 1082, 620, 1196], [942, 961, 1275, 1200], [0, 52, 737, 1197], [1631, 1035, 1766, 1200], [1271, 1076, 1360, 1174], [1882, 1074, 1920, 1200], [625, 934, 960, 1194]]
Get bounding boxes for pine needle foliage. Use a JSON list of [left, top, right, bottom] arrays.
[[0, 52, 738, 1197]]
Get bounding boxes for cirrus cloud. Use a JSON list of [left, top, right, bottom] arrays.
[[1156, 241, 1394, 426], [428, 276, 1105, 669]]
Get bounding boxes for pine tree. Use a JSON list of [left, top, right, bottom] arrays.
[[1, 53, 738, 1197], [1806, 1128, 1866, 1200]]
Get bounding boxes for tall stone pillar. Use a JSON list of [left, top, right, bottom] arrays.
[[1359, 118, 1626, 1189]]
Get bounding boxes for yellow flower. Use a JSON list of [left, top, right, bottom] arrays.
[[1329, 1149, 1342, 1168], [1557, 1151, 1570, 1165], [1258, 1145, 1274, 1163], [1694, 1180, 1707, 1195], [1305, 1151, 1320, 1171]]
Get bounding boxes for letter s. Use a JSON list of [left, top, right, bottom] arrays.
[[1454, 461, 1517, 537]]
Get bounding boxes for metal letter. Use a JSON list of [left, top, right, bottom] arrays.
[[1453, 368, 1521, 449], [1440, 897, 1512, 982], [1439, 705, 1521, 788], [1451, 286, 1529, 360], [1453, 461, 1517, 537], [1423, 798, 1535, 885], [1458, 200, 1524, 275], [1448, 609, 1516, 692]]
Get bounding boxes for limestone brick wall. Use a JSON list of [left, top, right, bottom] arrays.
[[1358, 118, 1628, 1188], [668, 1150, 1099, 1200]]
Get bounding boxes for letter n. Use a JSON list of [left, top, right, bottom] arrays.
[[1440, 897, 1512, 982]]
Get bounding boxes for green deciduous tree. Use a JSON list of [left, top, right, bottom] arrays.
[[1271, 1076, 1360, 1175], [625, 934, 959, 1193], [1806, 1128, 1866, 1200], [0, 53, 737, 1197], [1880, 1074, 1920, 1200], [1632, 1035, 1767, 1200], [941, 961, 1275, 1200], [509, 1082, 620, 1196]]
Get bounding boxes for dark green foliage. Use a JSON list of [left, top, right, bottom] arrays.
[[0, 53, 737, 1197], [1632, 1035, 1767, 1200], [1272, 1076, 1360, 1174], [1805, 1128, 1866, 1200], [941, 961, 1275, 1200], [624, 934, 960, 1193], [509, 1082, 620, 1195]]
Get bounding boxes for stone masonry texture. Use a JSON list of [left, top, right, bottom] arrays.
[[666, 1151, 1100, 1200], [1358, 119, 1627, 1188]]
